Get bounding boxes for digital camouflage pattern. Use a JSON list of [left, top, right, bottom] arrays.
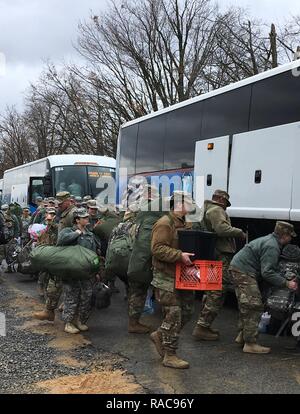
[[196, 253, 233, 328], [230, 268, 264, 343], [155, 288, 194, 351], [128, 281, 148, 319], [62, 279, 93, 323]]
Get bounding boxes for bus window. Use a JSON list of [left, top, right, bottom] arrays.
[[119, 125, 138, 175], [202, 86, 251, 139], [164, 103, 202, 170], [87, 166, 116, 199], [135, 116, 166, 174], [30, 178, 45, 204], [250, 70, 300, 131], [53, 166, 86, 197]]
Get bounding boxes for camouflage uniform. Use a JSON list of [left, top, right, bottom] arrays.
[[21, 215, 31, 243], [196, 197, 244, 329], [3, 218, 17, 267], [37, 222, 62, 310], [230, 226, 295, 343], [57, 224, 101, 323], [151, 212, 194, 352]]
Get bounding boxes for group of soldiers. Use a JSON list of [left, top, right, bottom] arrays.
[[0, 187, 299, 370]]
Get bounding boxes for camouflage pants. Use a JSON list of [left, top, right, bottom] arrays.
[[62, 279, 93, 323], [155, 288, 194, 352], [45, 277, 63, 311], [4, 240, 17, 266], [230, 268, 264, 343], [38, 271, 50, 292], [128, 281, 149, 319], [197, 253, 233, 328]]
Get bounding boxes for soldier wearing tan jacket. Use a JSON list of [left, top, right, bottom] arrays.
[[151, 191, 195, 370], [192, 189, 246, 341]]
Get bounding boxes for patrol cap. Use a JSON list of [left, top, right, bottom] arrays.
[[48, 199, 56, 205], [23, 206, 30, 211], [83, 195, 92, 202], [48, 197, 55, 202], [280, 244, 300, 262], [75, 196, 82, 202], [56, 191, 71, 204], [213, 189, 231, 207], [274, 221, 297, 238], [87, 200, 98, 209], [1, 204, 9, 211], [73, 208, 89, 219], [46, 207, 56, 215], [36, 196, 43, 202]]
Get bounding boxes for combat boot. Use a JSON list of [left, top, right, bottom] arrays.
[[192, 325, 219, 341], [128, 317, 150, 334], [235, 331, 244, 345], [33, 309, 55, 321], [243, 343, 271, 354], [64, 322, 80, 334], [74, 318, 89, 332], [162, 351, 189, 369], [150, 330, 164, 357]]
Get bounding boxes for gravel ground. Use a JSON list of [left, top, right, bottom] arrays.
[[0, 279, 124, 394]]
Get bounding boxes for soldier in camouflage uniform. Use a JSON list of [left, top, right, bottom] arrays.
[[151, 192, 195, 369], [3, 215, 18, 273], [57, 208, 101, 334], [86, 200, 101, 230], [21, 207, 31, 244], [33, 208, 63, 321], [192, 190, 246, 341], [230, 221, 298, 354], [57, 192, 77, 230]]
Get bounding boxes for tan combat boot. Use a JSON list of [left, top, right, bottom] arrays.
[[243, 343, 271, 354], [235, 331, 244, 345], [128, 317, 150, 334], [64, 322, 80, 334], [192, 325, 219, 341], [74, 318, 89, 332], [162, 351, 189, 369], [33, 309, 55, 321], [150, 331, 164, 357]]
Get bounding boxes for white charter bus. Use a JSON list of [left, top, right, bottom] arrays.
[[117, 59, 300, 239], [2, 154, 116, 209]]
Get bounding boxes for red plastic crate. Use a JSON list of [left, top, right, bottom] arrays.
[[175, 260, 223, 291]]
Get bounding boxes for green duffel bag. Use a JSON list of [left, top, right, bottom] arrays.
[[105, 220, 136, 281], [30, 245, 100, 280], [93, 216, 122, 242], [127, 198, 165, 286]]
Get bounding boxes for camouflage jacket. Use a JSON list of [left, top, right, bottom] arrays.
[[151, 213, 190, 291], [37, 223, 58, 246], [231, 233, 286, 288], [201, 200, 243, 254], [58, 205, 77, 231]]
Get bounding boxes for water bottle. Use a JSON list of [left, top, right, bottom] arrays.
[[258, 312, 271, 333], [143, 288, 155, 315]]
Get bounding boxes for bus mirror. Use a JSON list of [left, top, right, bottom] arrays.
[[44, 176, 52, 196]]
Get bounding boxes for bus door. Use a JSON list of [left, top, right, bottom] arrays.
[[29, 177, 45, 205], [193, 136, 231, 207]]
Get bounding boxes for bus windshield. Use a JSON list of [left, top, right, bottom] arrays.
[[53, 165, 115, 199]]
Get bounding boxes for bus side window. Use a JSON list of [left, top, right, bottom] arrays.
[[29, 178, 45, 204]]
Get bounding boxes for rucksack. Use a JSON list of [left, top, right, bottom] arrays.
[[105, 219, 137, 281], [91, 282, 112, 309]]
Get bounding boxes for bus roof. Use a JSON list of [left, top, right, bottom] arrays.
[[122, 59, 300, 128], [3, 154, 116, 174]]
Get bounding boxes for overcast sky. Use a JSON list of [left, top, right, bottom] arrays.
[[0, 0, 300, 113]]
